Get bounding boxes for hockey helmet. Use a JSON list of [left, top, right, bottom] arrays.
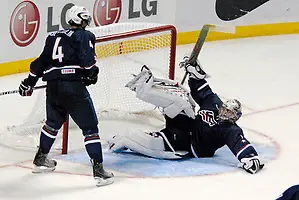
[[67, 5, 92, 26], [218, 99, 242, 123]]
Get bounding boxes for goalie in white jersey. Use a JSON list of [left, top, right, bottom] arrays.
[[108, 59, 264, 174]]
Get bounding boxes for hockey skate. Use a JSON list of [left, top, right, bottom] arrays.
[[32, 148, 57, 173], [91, 159, 114, 187]]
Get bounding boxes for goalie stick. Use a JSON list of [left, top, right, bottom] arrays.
[[180, 24, 236, 85], [0, 85, 47, 96]]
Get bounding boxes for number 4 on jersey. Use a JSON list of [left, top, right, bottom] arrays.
[[52, 37, 64, 62]]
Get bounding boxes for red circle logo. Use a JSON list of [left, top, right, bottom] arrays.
[[10, 1, 40, 47], [93, 0, 122, 26]]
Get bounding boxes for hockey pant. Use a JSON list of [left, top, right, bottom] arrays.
[[40, 80, 103, 162]]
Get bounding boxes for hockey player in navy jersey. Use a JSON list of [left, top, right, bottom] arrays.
[[276, 185, 299, 200], [108, 58, 264, 174], [18, 5, 113, 186]]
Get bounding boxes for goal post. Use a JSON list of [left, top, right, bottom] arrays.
[[59, 23, 177, 154], [95, 25, 176, 79]]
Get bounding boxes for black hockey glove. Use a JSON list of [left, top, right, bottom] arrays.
[[19, 78, 33, 96], [82, 66, 99, 86]]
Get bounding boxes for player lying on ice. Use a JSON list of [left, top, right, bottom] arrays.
[[108, 57, 264, 174]]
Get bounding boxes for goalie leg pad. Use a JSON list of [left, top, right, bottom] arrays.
[[126, 67, 195, 119], [108, 131, 188, 160]]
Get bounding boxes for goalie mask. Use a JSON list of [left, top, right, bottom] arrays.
[[218, 99, 242, 123], [67, 5, 92, 27]]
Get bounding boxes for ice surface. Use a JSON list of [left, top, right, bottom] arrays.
[[1, 34, 299, 200]]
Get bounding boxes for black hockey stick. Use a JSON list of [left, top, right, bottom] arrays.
[[180, 24, 236, 85], [0, 85, 47, 96]]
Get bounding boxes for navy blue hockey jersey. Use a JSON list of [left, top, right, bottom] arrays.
[[277, 185, 299, 200], [27, 28, 97, 86], [188, 78, 247, 158]]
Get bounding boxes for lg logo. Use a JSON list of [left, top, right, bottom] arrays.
[[93, 0, 157, 26], [47, 3, 74, 32], [9, 0, 158, 47], [128, 0, 157, 19], [93, 0, 122, 26], [9, 1, 40, 47]]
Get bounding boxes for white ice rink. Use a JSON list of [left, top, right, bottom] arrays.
[[1, 34, 299, 200]]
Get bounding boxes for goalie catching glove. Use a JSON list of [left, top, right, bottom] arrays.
[[125, 65, 196, 119], [179, 56, 209, 80]]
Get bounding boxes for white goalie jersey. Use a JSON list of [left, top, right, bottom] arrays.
[[108, 66, 194, 159]]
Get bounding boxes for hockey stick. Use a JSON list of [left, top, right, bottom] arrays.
[[180, 24, 236, 85], [0, 85, 47, 96]]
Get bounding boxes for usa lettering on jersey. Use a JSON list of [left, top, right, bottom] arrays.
[[198, 110, 217, 126], [61, 69, 75, 74]]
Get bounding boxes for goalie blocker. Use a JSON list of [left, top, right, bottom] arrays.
[[109, 65, 264, 174]]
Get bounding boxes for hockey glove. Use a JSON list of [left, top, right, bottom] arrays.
[[178, 56, 190, 69], [19, 78, 33, 96], [179, 56, 208, 80], [82, 66, 99, 86], [239, 156, 264, 174]]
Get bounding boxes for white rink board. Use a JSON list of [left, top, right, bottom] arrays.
[[1, 0, 299, 63]]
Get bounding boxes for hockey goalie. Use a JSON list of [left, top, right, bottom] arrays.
[[108, 60, 264, 174]]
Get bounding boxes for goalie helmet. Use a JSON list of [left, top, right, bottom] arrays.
[[218, 99, 242, 123], [67, 5, 92, 26]]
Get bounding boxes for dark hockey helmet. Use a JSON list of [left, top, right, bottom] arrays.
[[218, 99, 242, 123], [67, 5, 92, 27]]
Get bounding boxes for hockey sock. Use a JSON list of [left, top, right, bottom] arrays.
[[39, 124, 58, 154], [84, 133, 103, 163]]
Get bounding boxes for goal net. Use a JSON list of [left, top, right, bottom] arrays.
[[2, 23, 177, 153]]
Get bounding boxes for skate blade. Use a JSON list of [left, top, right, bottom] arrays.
[[32, 166, 56, 173], [95, 177, 114, 187]]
